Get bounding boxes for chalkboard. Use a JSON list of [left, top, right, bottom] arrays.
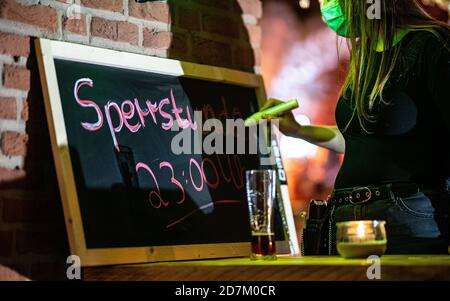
[[35, 39, 298, 266]]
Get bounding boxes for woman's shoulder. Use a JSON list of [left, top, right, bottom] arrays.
[[400, 27, 450, 69], [406, 27, 450, 51]]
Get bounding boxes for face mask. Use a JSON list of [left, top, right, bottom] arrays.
[[320, 0, 349, 37], [320, 1, 411, 51]]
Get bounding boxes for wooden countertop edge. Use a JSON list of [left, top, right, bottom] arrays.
[[83, 264, 450, 281]]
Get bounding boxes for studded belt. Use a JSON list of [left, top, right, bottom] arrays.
[[329, 183, 421, 206]]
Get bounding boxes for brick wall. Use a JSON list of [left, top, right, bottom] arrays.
[[0, 0, 262, 280]]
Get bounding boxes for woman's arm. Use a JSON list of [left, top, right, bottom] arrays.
[[294, 125, 345, 153], [260, 98, 346, 153]]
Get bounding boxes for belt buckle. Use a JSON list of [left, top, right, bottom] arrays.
[[349, 186, 372, 205]]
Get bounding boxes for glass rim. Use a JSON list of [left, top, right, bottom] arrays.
[[245, 169, 276, 174], [336, 220, 386, 227]]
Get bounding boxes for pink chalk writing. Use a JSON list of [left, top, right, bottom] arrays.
[[189, 158, 204, 192], [159, 161, 185, 205], [135, 162, 168, 209], [135, 155, 245, 210], [74, 78, 103, 131], [73, 79, 197, 150], [201, 158, 219, 189], [121, 100, 141, 133]]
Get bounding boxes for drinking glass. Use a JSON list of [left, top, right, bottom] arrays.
[[336, 220, 387, 259], [246, 169, 277, 260]]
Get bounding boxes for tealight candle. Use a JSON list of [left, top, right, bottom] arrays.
[[336, 220, 387, 259]]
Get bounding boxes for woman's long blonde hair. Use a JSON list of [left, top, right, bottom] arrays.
[[340, 0, 450, 133]]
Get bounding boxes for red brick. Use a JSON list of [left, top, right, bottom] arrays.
[[80, 0, 123, 13], [0, 32, 30, 57], [0, 168, 26, 184], [245, 24, 261, 46], [0, 265, 28, 280], [191, 35, 232, 67], [129, 1, 171, 23], [21, 100, 28, 121], [202, 14, 240, 38], [15, 230, 63, 255], [177, 6, 200, 31], [168, 31, 189, 58], [30, 261, 67, 281], [143, 29, 172, 50], [0, 231, 13, 256], [0, 0, 58, 32], [0, 264, 28, 280], [0, 188, 55, 202], [3, 65, 31, 91], [1, 131, 28, 156], [91, 17, 117, 40], [117, 22, 138, 45], [0, 97, 16, 120], [236, 0, 262, 18], [91, 18, 138, 45], [233, 45, 255, 70], [2, 197, 59, 223], [63, 15, 87, 35], [195, 0, 230, 10]]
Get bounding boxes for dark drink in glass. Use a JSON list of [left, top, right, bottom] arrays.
[[251, 233, 276, 259], [246, 170, 277, 260]]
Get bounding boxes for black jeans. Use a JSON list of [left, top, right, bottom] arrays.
[[329, 187, 450, 254]]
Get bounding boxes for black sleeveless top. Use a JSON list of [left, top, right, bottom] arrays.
[[334, 30, 450, 189]]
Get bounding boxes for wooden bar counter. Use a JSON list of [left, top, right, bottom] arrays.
[[84, 255, 450, 281]]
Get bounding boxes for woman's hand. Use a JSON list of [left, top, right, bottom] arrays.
[[260, 98, 302, 137], [260, 98, 346, 153]]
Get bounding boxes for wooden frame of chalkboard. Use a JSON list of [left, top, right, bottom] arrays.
[[35, 38, 298, 266]]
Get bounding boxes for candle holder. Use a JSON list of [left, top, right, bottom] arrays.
[[336, 220, 387, 259]]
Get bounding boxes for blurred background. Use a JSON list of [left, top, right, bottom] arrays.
[[259, 0, 450, 217]]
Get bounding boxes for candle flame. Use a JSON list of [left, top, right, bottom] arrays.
[[357, 221, 366, 239]]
